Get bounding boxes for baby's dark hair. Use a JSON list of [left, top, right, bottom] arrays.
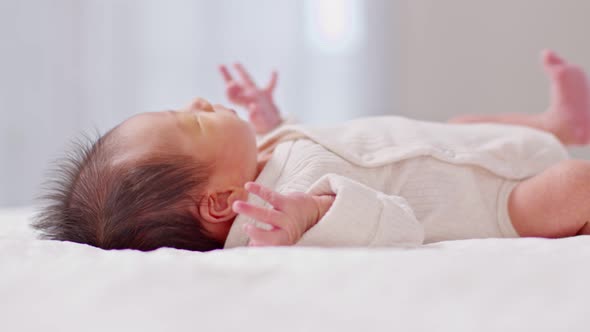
[[33, 129, 223, 251]]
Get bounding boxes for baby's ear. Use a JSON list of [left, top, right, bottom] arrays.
[[197, 190, 242, 224]]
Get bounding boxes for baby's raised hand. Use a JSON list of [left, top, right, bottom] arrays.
[[232, 182, 335, 247], [219, 63, 282, 135]]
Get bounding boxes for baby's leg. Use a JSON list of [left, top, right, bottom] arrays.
[[449, 50, 590, 146], [508, 160, 590, 238]]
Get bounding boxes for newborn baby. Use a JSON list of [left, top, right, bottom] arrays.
[[35, 50, 590, 251]]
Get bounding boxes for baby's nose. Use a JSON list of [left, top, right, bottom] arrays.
[[191, 98, 214, 112], [213, 104, 237, 115]]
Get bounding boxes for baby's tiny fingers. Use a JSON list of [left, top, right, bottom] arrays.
[[219, 65, 233, 83], [232, 201, 284, 229], [266, 70, 278, 93], [244, 182, 285, 209], [234, 63, 257, 87]]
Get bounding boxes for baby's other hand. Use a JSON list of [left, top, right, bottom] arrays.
[[232, 182, 335, 247], [219, 63, 282, 135]]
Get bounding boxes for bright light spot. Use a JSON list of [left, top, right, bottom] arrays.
[[304, 0, 364, 54]]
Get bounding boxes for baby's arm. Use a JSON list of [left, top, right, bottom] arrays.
[[233, 175, 424, 247], [219, 64, 284, 135]]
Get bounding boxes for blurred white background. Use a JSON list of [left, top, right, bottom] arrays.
[[1, 0, 589, 207]]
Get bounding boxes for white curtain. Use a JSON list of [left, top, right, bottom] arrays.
[[0, 0, 399, 206]]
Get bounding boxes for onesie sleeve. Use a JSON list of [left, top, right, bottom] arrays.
[[297, 174, 425, 247]]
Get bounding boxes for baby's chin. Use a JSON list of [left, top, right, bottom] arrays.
[[240, 119, 258, 142], [245, 127, 259, 155]]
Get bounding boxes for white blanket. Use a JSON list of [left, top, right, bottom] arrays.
[[1, 208, 590, 332]]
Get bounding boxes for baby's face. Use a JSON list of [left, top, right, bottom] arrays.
[[114, 98, 259, 188]]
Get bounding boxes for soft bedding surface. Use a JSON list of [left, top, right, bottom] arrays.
[[1, 208, 590, 332]]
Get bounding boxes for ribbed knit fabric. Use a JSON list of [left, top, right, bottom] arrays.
[[224, 116, 568, 248], [287, 139, 519, 241], [226, 139, 520, 248]]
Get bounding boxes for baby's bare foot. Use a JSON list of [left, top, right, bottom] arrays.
[[542, 50, 590, 145]]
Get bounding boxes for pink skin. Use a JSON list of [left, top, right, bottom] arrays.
[[223, 52, 590, 246], [211, 64, 333, 246], [542, 50, 590, 145], [219, 63, 282, 135], [232, 182, 334, 247], [447, 49, 590, 238], [449, 50, 590, 146]]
